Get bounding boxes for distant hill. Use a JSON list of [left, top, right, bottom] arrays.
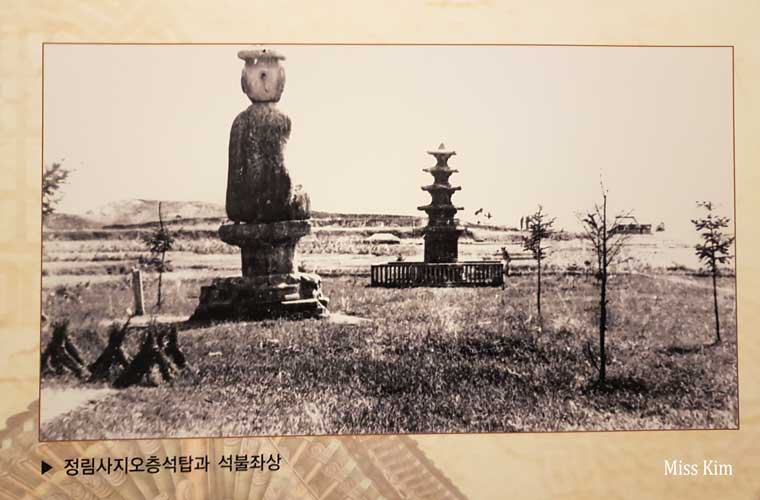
[[62, 199, 426, 229], [55, 199, 518, 234], [43, 213, 101, 230], [83, 199, 226, 226]]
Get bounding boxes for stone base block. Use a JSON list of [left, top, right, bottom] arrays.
[[190, 272, 329, 322], [219, 220, 311, 278], [423, 225, 464, 264]]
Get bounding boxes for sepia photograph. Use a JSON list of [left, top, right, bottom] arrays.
[[39, 44, 737, 441]]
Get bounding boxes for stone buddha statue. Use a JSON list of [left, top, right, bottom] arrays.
[[191, 48, 328, 322], [225, 49, 310, 224]]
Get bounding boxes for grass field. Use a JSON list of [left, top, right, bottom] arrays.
[[40, 271, 738, 440]]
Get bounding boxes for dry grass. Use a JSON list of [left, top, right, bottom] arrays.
[[40, 273, 737, 440]]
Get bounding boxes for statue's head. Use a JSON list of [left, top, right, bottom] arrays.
[[238, 49, 286, 103]]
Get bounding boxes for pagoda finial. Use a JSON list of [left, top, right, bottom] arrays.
[[427, 143, 456, 160]]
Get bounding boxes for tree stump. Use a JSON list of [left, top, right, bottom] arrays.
[[114, 324, 187, 388], [41, 320, 89, 379], [88, 320, 132, 382]]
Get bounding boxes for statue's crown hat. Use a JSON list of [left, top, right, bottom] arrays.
[[237, 48, 286, 63]]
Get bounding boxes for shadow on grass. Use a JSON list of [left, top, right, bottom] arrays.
[[584, 376, 649, 395], [658, 344, 705, 356], [580, 355, 733, 415], [658, 339, 724, 356]]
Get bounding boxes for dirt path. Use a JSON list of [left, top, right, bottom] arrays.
[[40, 387, 116, 425]]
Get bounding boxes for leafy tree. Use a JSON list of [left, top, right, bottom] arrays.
[[42, 162, 71, 217], [579, 187, 630, 384], [522, 206, 554, 323], [691, 201, 734, 345], [143, 202, 174, 312]]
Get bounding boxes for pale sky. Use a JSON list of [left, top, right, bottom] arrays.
[[43, 44, 733, 241]]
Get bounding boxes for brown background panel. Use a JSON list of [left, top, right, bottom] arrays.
[[1, 1, 759, 499]]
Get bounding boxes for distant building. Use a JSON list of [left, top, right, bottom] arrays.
[[364, 233, 402, 244], [610, 215, 652, 235]]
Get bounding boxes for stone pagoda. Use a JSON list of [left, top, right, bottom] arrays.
[[191, 49, 329, 321], [418, 143, 464, 263], [369, 143, 502, 287]]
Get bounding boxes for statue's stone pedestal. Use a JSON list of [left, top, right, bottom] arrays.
[[190, 220, 328, 321]]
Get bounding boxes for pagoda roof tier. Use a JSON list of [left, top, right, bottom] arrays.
[[427, 147, 456, 156], [422, 225, 465, 234], [421, 184, 461, 192], [417, 204, 464, 212], [423, 166, 458, 174]]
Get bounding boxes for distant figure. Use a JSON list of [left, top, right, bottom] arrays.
[[500, 247, 512, 277], [520, 216, 524, 230]]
